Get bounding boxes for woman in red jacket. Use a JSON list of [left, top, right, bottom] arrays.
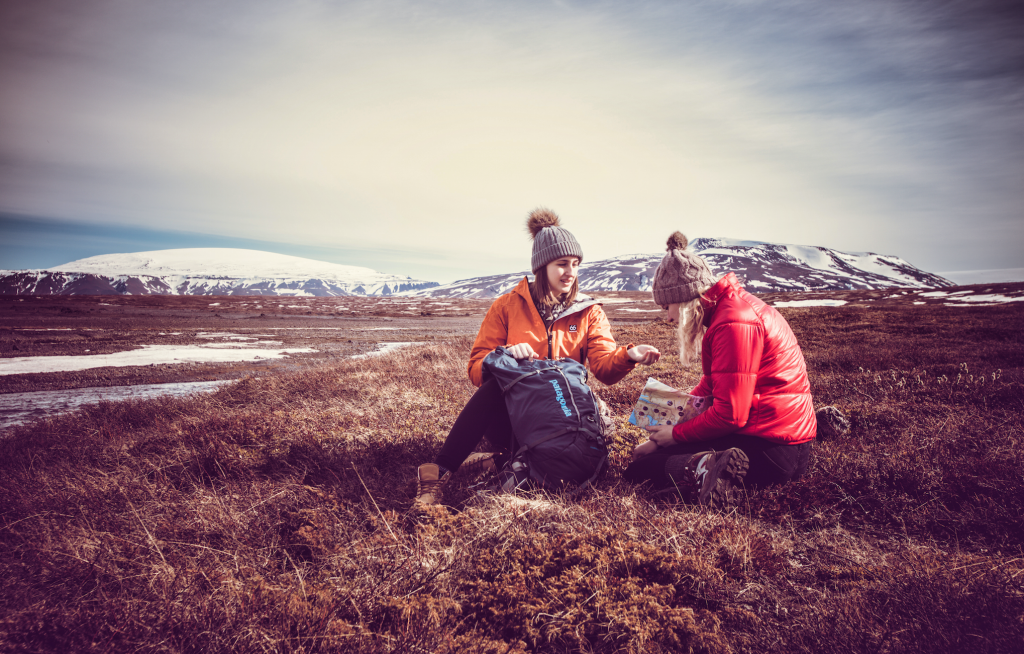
[[413, 209, 661, 511], [625, 232, 816, 507]]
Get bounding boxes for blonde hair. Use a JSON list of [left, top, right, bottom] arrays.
[[677, 291, 709, 365]]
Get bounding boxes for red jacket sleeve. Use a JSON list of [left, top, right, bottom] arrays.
[[674, 321, 764, 442], [690, 375, 712, 397]]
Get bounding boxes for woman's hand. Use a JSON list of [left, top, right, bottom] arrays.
[[645, 423, 677, 447], [632, 439, 658, 462], [627, 344, 661, 365], [506, 343, 539, 360]]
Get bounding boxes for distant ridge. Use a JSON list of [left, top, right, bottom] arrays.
[[0, 240, 953, 297], [414, 237, 954, 298], [0, 248, 439, 297]]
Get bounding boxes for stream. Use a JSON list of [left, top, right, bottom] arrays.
[[0, 380, 232, 431]]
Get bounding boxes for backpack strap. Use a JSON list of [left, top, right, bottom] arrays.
[[553, 367, 584, 421], [499, 366, 560, 394]]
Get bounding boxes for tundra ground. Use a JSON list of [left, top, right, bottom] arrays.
[[1, 287, 1022, 653]]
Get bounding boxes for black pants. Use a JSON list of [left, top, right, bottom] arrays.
[[623, 433, 813, 490], [434, 378, 515, 473]]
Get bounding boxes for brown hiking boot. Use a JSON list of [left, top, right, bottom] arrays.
[[665, 448, 749, 508], [459, 452, 498, 478], [413, 463, 451, 513]]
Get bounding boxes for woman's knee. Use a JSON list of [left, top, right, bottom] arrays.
[[745, 441, 811, 487]]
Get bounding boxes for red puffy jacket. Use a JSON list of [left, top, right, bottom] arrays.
[[673, 272, 816, 445]]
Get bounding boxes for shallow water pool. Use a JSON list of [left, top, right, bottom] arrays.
[[0, 380, 231, 431]]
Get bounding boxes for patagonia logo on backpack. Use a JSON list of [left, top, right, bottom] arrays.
[[549, 379, 572, 417], [482, 347, 608, 493]]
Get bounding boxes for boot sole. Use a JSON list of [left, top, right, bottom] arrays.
[[699, 448, 749, 508]]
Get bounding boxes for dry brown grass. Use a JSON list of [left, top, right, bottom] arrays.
[[2, 304, 1023, 652]]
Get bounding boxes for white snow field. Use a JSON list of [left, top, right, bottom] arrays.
[[1, 248, 439, 297], [697, 238, 945, 289], [773, 299, 849, 308], [943, 294, 1024, 306], [0, 344, 316, 376], [51, 248, 384, 280], [415, 237, 952, 298]]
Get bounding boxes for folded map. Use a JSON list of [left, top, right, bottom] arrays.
[[628, 377, 711, 428]]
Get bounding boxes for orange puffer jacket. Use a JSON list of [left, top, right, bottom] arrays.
[[467, 278, 637, 387], [673, 272, 817, 445]]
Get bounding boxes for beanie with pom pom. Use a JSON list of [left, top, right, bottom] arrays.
[[652, 231, 717, 306], [527, 208, 583, 272]]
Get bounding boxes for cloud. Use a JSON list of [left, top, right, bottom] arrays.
[[1, 0, 1021, 278]]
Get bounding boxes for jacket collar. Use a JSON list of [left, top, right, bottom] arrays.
[[701, 272, 741, 324], [514, 276, 601, 323]]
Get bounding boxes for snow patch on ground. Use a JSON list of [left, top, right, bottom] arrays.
[[944, 294, 1024, 306], [350, 342, 422, 359], [0, 345, 316, 376], [918, 290, 970, 298], [773, 299, 849, 308]]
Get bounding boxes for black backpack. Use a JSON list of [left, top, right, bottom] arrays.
[[481, 347, 608, 493]]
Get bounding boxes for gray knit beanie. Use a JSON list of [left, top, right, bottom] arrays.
[[651, 232, 717, 306], [527, 208, 583, 272]]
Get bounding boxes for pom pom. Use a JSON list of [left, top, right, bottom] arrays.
[[666, 231, 688, 251], [526, 208, 561, 238]]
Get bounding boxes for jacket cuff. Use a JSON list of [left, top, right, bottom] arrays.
[[672, 422, 689, 442], [622, 343, 638, 367]]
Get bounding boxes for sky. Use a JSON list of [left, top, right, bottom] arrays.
[[1, 0, 1021, 284]]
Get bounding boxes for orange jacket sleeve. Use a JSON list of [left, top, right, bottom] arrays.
[[467, 298, 510, 387], [582, 305, 637, 386]]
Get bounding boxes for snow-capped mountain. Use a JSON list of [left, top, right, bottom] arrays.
[[414, 237, 953, 298], [0, 249, 439, 296], [0, 240, 953, 298]]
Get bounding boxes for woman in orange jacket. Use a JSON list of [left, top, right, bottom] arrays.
[[413, 209, 662, 511]]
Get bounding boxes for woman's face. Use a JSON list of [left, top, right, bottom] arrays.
[[665, 303, 682, 323], [546, 257, 580, 295]]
